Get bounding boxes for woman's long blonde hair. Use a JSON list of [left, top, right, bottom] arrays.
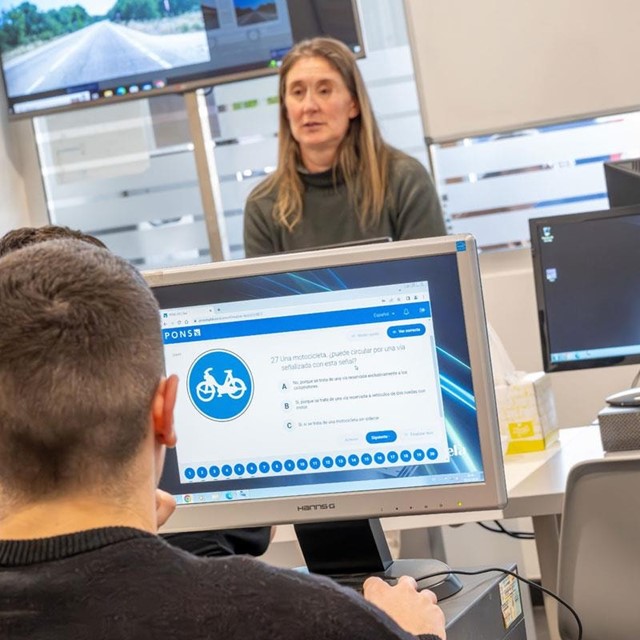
[[253, 37, 392, 232]]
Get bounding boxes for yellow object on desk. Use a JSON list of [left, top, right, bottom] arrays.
[[495, 371, 559, 454]]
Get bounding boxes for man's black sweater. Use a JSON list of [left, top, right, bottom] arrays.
[[0, 527, 440, 640]]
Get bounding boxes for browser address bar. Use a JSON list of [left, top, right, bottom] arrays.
[[184, 295, 418, 325]]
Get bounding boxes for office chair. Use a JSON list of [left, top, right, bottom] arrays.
[[557, 456, 640, 640]]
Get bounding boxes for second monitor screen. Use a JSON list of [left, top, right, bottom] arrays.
[[531, 208, 640, 370]]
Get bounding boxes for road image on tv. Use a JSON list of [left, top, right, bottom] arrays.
[[233, 0, 277, 26], [0, 0, 210, 97]]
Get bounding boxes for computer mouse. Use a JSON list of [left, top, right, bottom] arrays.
[[606, 387, 640, 407]]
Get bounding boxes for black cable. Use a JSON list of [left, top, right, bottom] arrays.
[[477, 520, 535, 540], [419, 567, 582, 640]]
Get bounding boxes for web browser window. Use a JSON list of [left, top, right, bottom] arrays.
[[163, 281, 454, 502]]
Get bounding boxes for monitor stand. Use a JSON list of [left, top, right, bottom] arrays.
[[294, 518, 463, 600]]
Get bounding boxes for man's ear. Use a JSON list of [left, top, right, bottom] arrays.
[[151, 374, 178, 448]]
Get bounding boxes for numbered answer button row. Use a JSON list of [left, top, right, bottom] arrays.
[[183, 448, 440, 481]]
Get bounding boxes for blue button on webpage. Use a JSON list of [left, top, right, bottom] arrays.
[[387, 323, 426, 339], [366, 430, 397, 444]]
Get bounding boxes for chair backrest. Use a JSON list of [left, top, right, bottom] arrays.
[[557, 455, 640, 640]]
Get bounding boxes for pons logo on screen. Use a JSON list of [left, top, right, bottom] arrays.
[[187, 350, 253, 421]]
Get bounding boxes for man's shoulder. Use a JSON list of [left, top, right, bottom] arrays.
[[111, 536, 314, 593]]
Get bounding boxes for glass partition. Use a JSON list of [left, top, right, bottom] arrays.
[[34, 95, 213, 268], [431, 112, 640, 250]]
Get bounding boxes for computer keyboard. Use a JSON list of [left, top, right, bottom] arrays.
[[329, 573, 398, 593]]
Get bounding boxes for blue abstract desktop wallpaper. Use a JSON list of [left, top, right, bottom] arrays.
[[156, 254, 485, 496]]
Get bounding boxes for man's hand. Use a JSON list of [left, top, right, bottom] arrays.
[[363, 575, 446, 639], [155, 489, 176, 529]]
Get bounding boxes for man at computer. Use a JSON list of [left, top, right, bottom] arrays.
[[0, 225, 272, 561], [0, 239, 446, 640]]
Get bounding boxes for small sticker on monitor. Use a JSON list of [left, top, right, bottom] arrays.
[[455, 240, 467, 252]]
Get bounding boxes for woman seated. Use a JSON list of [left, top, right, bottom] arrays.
[[243, 37, 446, 257]]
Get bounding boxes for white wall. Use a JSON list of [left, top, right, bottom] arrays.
[[405, 0, 640, 142], [0, 82, 29, 234]]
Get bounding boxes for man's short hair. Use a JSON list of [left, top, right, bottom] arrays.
[[0, 225, 106, 259], [0, 240, 164, 500]]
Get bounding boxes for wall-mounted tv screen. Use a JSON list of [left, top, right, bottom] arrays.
[[0, 0, 363, 118]]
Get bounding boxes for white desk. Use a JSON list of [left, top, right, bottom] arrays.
[[271, 425, 605, 639]]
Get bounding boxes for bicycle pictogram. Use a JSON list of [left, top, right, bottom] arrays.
[[196, 367, 247, 402], [188, 350, 253, 421]]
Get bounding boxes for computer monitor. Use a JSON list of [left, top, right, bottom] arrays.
[[146, 235, 506, 595], [604, 158, 640, 208], [0, 0, 363, 118], [530, 205, 640, 372]]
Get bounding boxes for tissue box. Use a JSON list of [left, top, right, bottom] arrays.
[[495, 372, 558, 454]]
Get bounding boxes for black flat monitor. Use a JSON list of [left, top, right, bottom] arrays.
[[146, 235, 506, 595], [604, 158, 640, 208], [530, 205, 640, 372], [0, 0, 363, 118]]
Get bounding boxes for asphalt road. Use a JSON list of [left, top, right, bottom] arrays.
[[236, 8, 277, 26], [4, 20, 209, 97]]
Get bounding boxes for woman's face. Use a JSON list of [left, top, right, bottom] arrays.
[[284, 56, 359, 164]]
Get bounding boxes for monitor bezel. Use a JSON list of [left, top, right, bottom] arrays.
[[530, 204, 640, 373], [145, 235, 507, 533], [1, 0, 364, 120]]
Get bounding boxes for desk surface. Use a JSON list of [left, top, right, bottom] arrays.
[[272, 425, 605, 543], [503, 424, 604, 518]]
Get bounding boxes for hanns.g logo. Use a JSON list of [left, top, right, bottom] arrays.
[[187, 350, 253, 421]]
